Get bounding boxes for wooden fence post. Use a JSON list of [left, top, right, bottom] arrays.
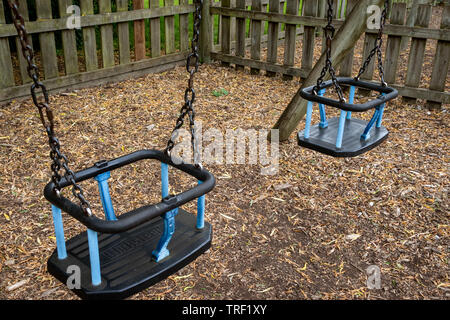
[[81, 0, 98, 71], [250, 0, 262, 75], [150, 0, 161, 58], [164, 0, 176, 55], [283, 0, 300, 80], [221, 0, 231, 66], [403, 4, 432, 104], [200, 0, 213, 63], [180, 0, 190, 52], [235, 0, 246, 70], [58, 0, 79, 75], [0, 1, 14, 88], [384, 3, 407, 84], [99, 0, 115, 68], [266, 0, 280, 77], [36, 0, 59, 79], [301, 0, 318, 80], [134, 0, 146, 60], [426, 4, 450, 109], [117, 0, 131, 65]]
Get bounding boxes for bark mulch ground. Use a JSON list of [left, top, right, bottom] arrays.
[[0, 9, 448, 299]]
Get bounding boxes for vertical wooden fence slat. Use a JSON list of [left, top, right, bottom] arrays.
[[262, 1, 269, 36], [164, 0, 175, 54], [266, 0, 280, 77], [359, 20, 379, 93], [235, 0, 246, 70], [0, 1, 14, 88], [403, 4, 432, 104], [117, 0, 131, 65], [250, 0, 262, 75], [384, 3, 407, 84], [283, 0, 299, 80], [230, 0, 236, 43], [221, 0, 231, 66], [15, 1, 32, 83], [99, 0, 115, 68], [179, 0, 189, 52], [301, 0, 318, 80], [150, 0, 161, 58], [36, 0, 59, 79], [58, 0, 79, 75], [426, 5, 450, 109], [339, 0, 357, 78], [200, 0, 212, 62], [134, 0, 146, 60], [81, 0, 98, 71]]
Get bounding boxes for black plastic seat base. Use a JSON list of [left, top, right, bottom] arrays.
[[47, 209, 212, 300], [297, 117, 389, 157]]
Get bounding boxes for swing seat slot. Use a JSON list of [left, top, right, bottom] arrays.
[[300, 77, 398, 112], [44, 149, 215, 234], [298, 117, 389, 157], [47, 208, 212, 300]]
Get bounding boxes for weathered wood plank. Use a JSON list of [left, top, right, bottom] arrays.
[[301, 0, 317, 80], [14, 1, 32, 83], [339, 0, 357, 77], [404, 4, 432, 104], [150, 0, 161, 58], [134, 0, 146, 60], [426, 5, 450, 109], [282, 0, 300, 80], [81, 0, 98, 71], [36, 0, 59, 79], [180, 0, 189, 52], [164, 0, 175, 54], [117, 0, 131, 65], [250, 0, 262, 75], [0, 1, 14, 88], [266, 0, 280, 77], [200, 0, 212, 62], [235, 0, 246, 70], [384, 3, 407, 84], [221, 0, 231, 66], [58, 0, 79, 75]]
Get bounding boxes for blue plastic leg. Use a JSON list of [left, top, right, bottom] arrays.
[[347, 86, 356, 120], [51, 205, 67, 260], [87, 229, 101, 286], [94, 172, 117, 221], [376, 93, 386, 128], [161, 163, 169, 199], [318, 89, 328, 128], [197, 180, 205, 230], [304, 101, 314, 139], [361, 107, 381, 141], [336, 110, 347, 149], [152, 208, 178, 262]]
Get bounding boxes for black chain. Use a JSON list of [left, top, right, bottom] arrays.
[[355, 0, 390, 86], [313, 0, 346, 102], [165, 0, 203, 167], [7, 0, 92, 216]]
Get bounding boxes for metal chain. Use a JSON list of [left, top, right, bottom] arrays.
[[7, 0, 92, 216], [355, 0, 390, 86], [165, 0, 203, 167], [313, 0, 346, 102]]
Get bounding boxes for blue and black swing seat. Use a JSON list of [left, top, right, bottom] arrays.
[[45, 149, 215, 300], [297, 77, 398, 157]]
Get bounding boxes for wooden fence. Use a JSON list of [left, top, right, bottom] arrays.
[[0, 0, 449, 107], [210, 0, 449, 107]]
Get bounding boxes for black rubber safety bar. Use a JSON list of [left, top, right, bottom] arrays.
[[44, 149, 216, 234], [300, 77, 399, 112]]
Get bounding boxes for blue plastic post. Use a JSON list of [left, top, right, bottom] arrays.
[[376, 93, 386, 128], [161, 163, 169, 198], [336, 110, 347, 149], [347, 86, 356, 120], [197, 180, 205, 229], [318, 89, 328, 128], [94, 171, 117, 221], [304, 101, 314, 139], [87, 229, 101, 286], [51, 205, 67, 260], [361, 107, 381, 141], [152, 208, 178, 262]]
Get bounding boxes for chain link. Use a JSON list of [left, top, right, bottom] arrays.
[[355, 0, 390, 86], [313, 0, 346, 102], [165, 0, 203, 167], [7, 0, 92, 216]]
